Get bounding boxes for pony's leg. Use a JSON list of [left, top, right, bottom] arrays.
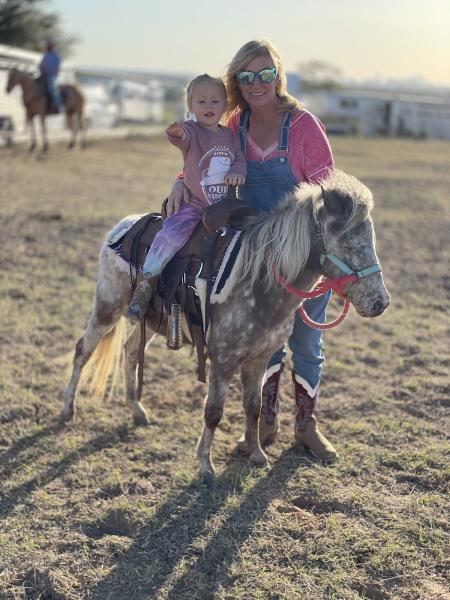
[[61, 303, 123, 421], [123, 323, 150, 426], [238, 359, 270, 467], [40, 114, 48, 153], [61, 247, 129, 420], [196, 361, 233, 483], [79, 112, 86, 148], [28, 115, 36, 152], [67, 111, 76, 149]]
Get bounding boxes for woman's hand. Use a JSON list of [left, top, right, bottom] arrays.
[[166, 122, 185, 139], [224, 173, 246, 186], [165, 179, 189, 216]]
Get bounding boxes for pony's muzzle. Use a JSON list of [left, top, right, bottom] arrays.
[[347, 276, 390, 318], [357, 292, 390, 317], [372, 296, 390, 315]]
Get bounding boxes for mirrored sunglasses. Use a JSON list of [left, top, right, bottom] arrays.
[[236, 67, 277, 86]]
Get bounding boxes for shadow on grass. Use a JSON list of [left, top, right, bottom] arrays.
[[90, 447, 307, 600], [0, 421, 66, 480], [0, 425, 124, 519]]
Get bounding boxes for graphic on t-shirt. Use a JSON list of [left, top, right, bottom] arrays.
[[199, 145, 234, 203]]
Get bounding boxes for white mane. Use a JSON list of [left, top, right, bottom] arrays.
[[240, 171, 373, 290]]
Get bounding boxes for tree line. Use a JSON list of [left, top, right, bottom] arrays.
[[0, 0, 76, 56]]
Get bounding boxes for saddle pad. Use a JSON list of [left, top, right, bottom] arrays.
[[107, 214, 145, 248], [195, 231, 244, 341], [210, 231, 243, 303], [107, 213, 163, 268]]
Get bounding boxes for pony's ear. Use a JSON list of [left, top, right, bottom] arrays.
[[321, 187, 352, 218]]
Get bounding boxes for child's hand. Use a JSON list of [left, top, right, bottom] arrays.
[[224, 174, 246, 186], [166, 122, 185, 139]]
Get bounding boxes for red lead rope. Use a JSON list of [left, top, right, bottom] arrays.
[[273, 270, 359, 330]]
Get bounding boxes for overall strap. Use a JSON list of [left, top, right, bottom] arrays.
[[238, 109, 250, 155], [239, 108, 292, 161], [278, 111, 292, 159]]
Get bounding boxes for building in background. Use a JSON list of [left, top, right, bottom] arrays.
[[75, 66, 187, 127], [301, 87, 450, 139], [3, 44, 447, 142]]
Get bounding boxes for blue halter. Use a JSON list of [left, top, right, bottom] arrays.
[[320, 253, 381, 279]]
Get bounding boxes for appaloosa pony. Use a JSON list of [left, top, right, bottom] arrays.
[[6, 68, 85, 152], [61, 171, 390, 482]]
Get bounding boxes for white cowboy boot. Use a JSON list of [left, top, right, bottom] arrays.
[[259, 363, 284, 447], [292, 372, 337, 463]]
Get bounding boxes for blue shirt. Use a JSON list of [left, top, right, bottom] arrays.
[[39, 51, 61, 76]]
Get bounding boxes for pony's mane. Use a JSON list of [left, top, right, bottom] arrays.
[[240, 170, 373, 289]]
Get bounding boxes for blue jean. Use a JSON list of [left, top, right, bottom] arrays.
[[238, 108, 329, 393], [46, 75, 63, 110], [268, 291, 331, 393]]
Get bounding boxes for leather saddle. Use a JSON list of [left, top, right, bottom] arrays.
[[116, 191, 255, 381], [36, 75, 66, 114]]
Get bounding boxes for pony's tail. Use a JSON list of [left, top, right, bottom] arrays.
[[80, 318, 125, 400]]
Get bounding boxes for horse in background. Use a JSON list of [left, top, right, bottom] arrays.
[[6, 68, 86, 153]]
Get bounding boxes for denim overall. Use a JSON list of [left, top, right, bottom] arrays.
[[238, 109, 331, 394]]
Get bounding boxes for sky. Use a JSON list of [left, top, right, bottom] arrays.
[[53, 0, 450, 87]]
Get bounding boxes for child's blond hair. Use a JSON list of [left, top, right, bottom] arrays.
[[186, 74, 227, 111]]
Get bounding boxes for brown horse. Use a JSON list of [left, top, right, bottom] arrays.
[[6, 68, 86, 152]]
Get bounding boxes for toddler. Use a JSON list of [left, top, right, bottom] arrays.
[[126, 74, 246, 321]]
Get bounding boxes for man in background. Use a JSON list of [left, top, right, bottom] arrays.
[[39, 38, 63, 112]]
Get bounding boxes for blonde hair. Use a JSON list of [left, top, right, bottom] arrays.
[[224, 39, 302, 119], [186, 74, 227, 111]]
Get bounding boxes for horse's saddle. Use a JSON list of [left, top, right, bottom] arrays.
[[112, 193, 255, 381], [36, 75, 66, 114]]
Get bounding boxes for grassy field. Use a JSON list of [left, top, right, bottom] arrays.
[[0, 135, 449, 599]]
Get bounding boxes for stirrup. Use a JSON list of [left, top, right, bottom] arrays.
[[166, 303, 183, 350]]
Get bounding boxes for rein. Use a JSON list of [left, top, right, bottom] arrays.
[[273, 252, 381, 330]]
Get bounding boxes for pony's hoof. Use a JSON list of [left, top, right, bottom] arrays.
[[249, 449, 270, 468], [200, 470, 216, 488], [67, 142, 75, 150], [133, 410, 150, 427], [60, 407, 74, 422], [233, 436, 250, 456]]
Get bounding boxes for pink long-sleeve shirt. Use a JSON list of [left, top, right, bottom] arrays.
[[227, 108, 334, 184]]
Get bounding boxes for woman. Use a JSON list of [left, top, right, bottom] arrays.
[[166, 40, 337, 462]]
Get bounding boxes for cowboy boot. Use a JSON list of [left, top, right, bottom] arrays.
[[259, 363, 284, 447], [292, 372, 337, 463], [125, 273, 155, 321]]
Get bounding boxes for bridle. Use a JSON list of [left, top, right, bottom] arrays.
[[273, 215, 382, 330]]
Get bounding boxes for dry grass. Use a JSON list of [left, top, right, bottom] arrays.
[[0, 134, 449, 599]]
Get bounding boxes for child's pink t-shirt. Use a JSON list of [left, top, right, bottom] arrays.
[[167, 120, 246, 206], [227, 109, 334, 184]]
